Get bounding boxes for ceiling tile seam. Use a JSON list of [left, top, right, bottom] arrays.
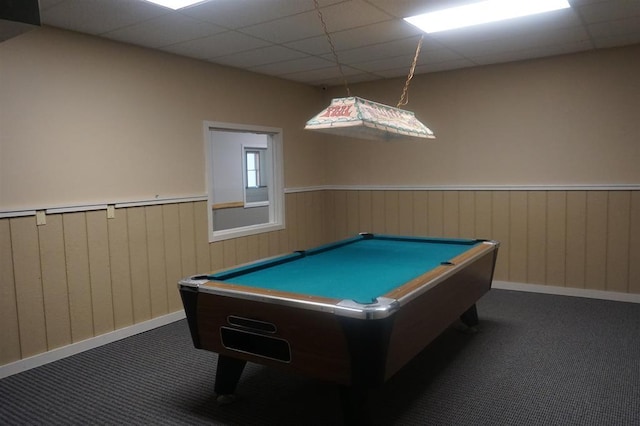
[[567, 4, 597, 49]]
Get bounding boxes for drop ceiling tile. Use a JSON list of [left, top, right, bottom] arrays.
[[576, 1, 640, 24], [213, 46, 308, 68], [350, 45, 466, 73], [306, 71, 383, 87], [178, 0, 344, 29], [282, 65, 372, 85], [284, 19, 422, 56], [104, 13, 226, 49], [449, 25, 591, 58], [41, 0, 168, 35], [283, 35, 332, 56], [249, 56, 337, 76], [471, 39, 594, 65], [240, 0, 392, 44], [329, 37, 431, 64], [588, 16, 640, 42], [161, 31, 270, 60]]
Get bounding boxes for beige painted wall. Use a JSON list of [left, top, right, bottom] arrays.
[[324, 44, 640, 186], [0, 27, 327, 212]]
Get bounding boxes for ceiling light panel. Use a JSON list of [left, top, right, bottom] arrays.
[[404, 0, 571, 34], [143, 0, 209, 10]]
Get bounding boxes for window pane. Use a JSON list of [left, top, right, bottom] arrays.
[[247, 170, 257, 187]]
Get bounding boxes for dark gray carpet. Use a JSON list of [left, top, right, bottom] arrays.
[[1, 289, 639, 425]]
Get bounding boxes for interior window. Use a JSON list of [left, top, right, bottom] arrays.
[[205, 122, 284, 242]]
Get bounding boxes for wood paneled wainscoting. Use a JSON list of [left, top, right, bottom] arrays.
[[322, 189, 640, 294], [2, 189, 639, 372]]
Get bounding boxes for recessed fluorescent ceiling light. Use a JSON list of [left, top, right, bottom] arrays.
[[404, 0, 571, 33], [143, 0, 209, 10]]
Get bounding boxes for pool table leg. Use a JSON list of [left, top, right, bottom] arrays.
[[214, 355, 247, 404], [340, 386, 371, 425], [460, 303, 479, 327]]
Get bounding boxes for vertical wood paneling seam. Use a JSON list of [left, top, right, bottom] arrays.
[[580, 192, 587, 288], [125, 210, 135, 322], [59, 216, 74, 347], [626, 193, 633, 292], [160, 206, 171, 311], [603, 192, 610, 291], [544, 191, 550, 285], [82, 212, 98, 336], [105, 213, 117, 329], [8, 221, 22, 357], [143, 208, 154, 318], [191, 202, 199, 269], [35, 219, 50, 348]]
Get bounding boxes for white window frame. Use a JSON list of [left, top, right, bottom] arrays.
[[205, 121, 285, 242]]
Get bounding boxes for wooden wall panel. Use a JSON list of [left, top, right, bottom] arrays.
[[311, 190, 326, 247], [398, 191, 414, 236], [235, 237, 249, 265], [565, 191, 586, 288], [324, 190, 336, 243], [144, 206, 169, 318], [162, 204, 183, 312], [508, 192, 528, 283], [630, 192, 640, 294], [383, 191, 399, 234], [371, 191, 385, 234], [127, 207, 152, 323], [346, 190, 360, 236], [475, 191, 492, 240], [585, 192, 608, 290], [527, 192, 547, 284], [245, 234, 260, 264], [178, 203, 197, 278], [491, 192, 510, 281], [108, 209, 134, 328], [358, 191, 373, 234], [412, 191, 428, 237], [427, 191, 444, 237], [193, 201, 211, 274], [86, 211, 114, 335], [11, 217, 47, 357], [286, 192, 298, 250], [459, 191, 475, 238], [296, 192, 310, 249], [38, 214, 72, 349], [222, 239, 237, 268], [209, 241, 224, 272], [545, 192, 566, 286], [606, 192, 630, 293], [0, 219, 21, 364], [443, 191, 459, 238], [62, 213, 94, 342], [257, 233, 270, 260]]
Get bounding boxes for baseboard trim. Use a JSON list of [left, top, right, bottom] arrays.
[[0, 310, 186, 380], [493, 281, 640, 304]]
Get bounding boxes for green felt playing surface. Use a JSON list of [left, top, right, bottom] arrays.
[[211, 236, 479, 304]]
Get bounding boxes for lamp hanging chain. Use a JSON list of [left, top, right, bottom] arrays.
[[313, 0, 351, 97], [397, 35, 424, 108]]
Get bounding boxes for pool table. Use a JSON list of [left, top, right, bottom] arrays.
[[179, 233, 499, 422]]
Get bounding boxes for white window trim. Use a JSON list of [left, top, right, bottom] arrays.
[[204, 121, 285, 242]]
